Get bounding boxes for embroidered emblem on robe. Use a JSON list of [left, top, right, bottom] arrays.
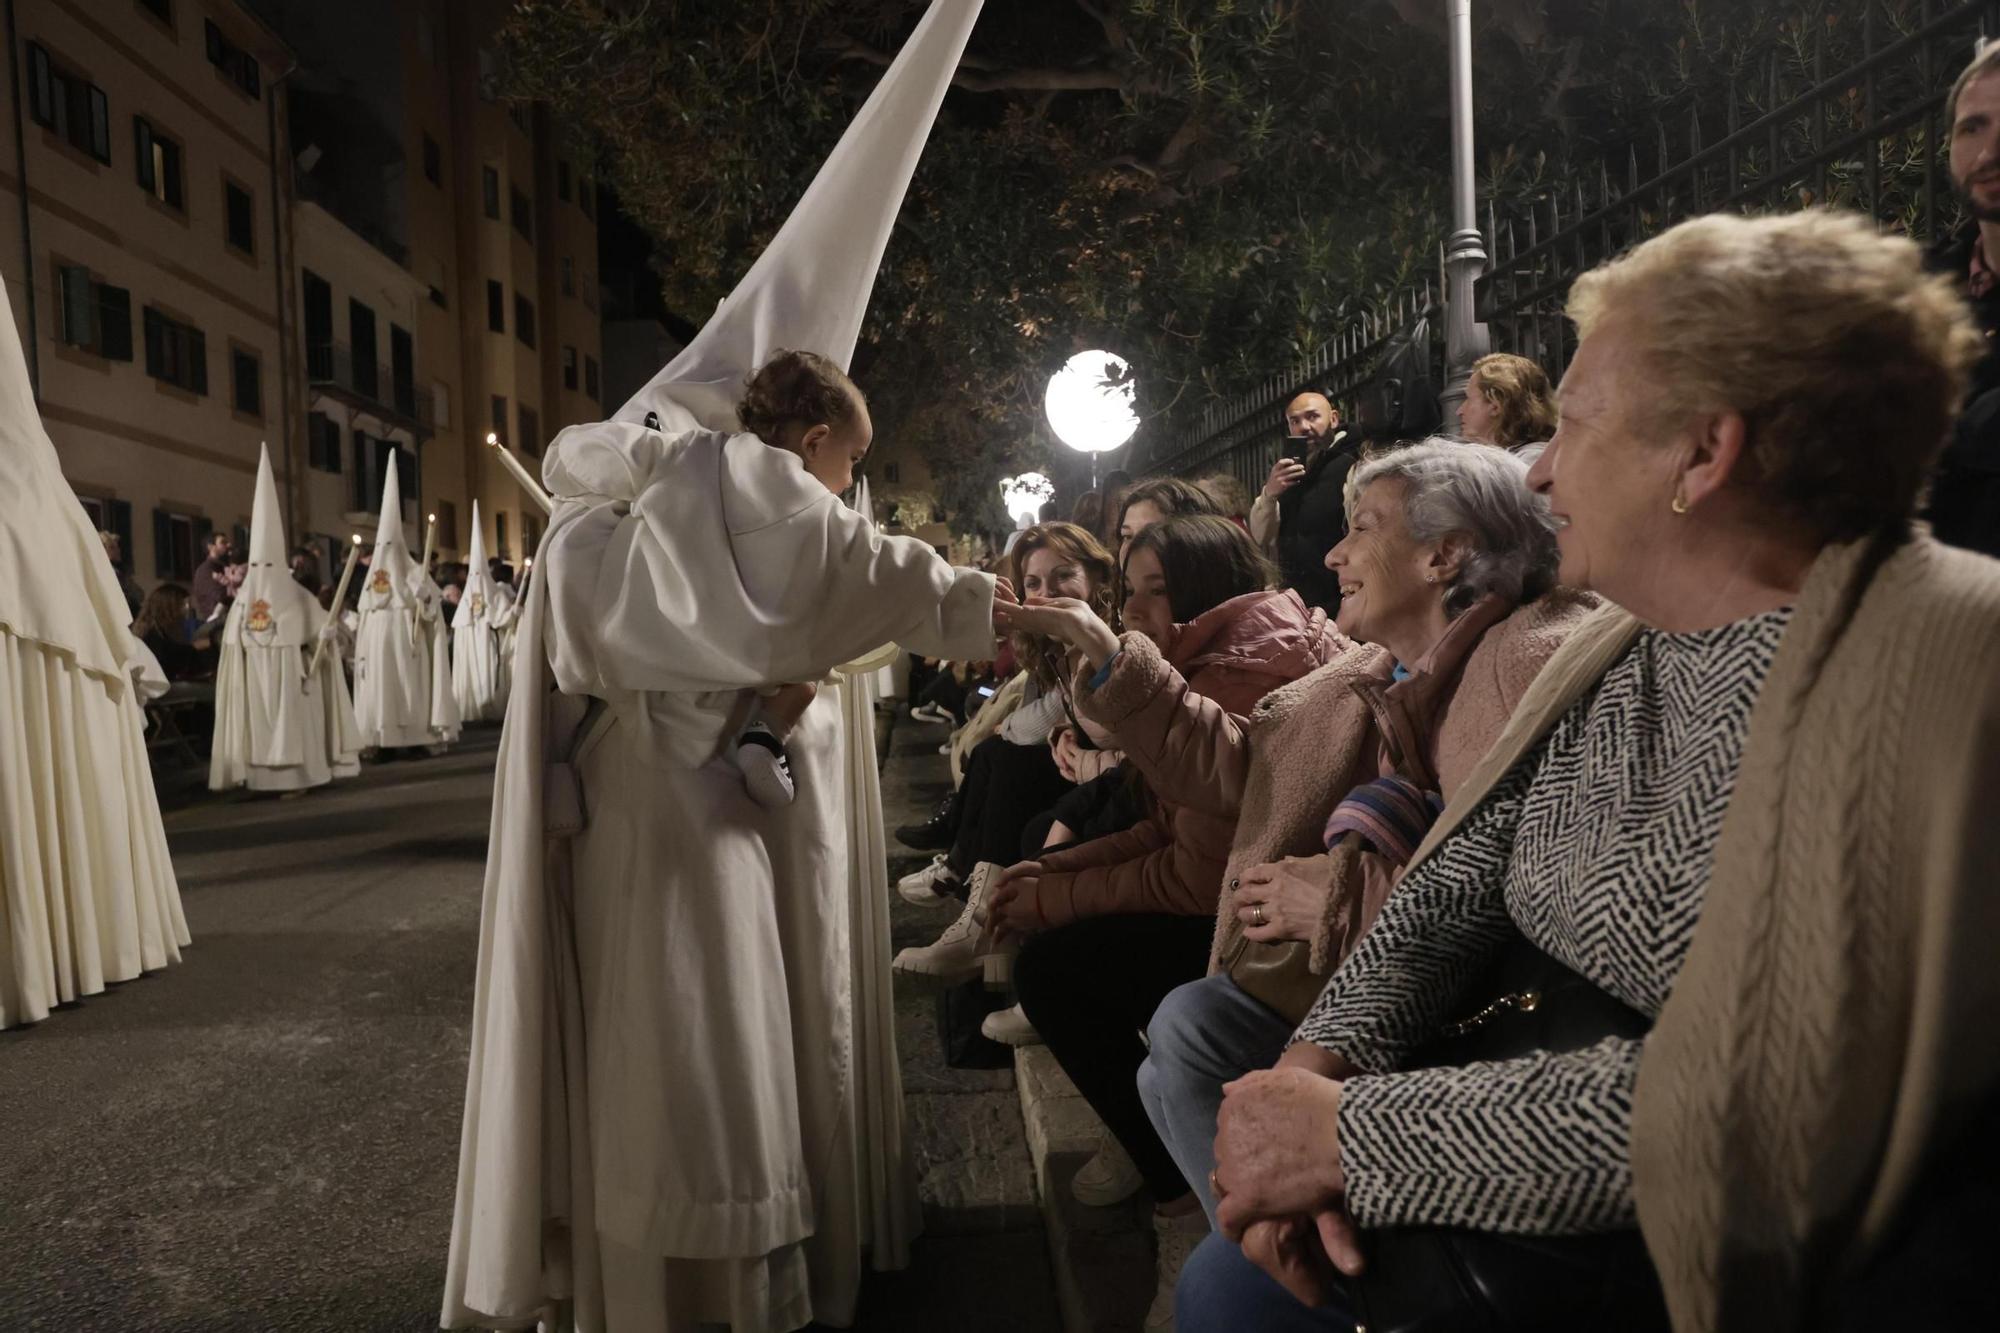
[[245, 598, 274, 633], [369, 567, 391, 595]]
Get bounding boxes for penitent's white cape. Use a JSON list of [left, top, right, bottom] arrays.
[[353, 462, 460, 750], [0, 276, 187, 1029], [209, 444, 361, 792], [452, 500, 519, 723], [443, 3, 986, 1330]]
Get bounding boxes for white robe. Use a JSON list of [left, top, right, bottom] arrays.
[[453, 583, 518, 723], [354, 568, 461, 749], [209, 602, 362, 792], [444, 424, 995, 1333], [0, 273, 186, 1029]]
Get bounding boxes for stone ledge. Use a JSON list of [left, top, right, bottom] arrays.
[[1014, 1044, 1154, 1332]]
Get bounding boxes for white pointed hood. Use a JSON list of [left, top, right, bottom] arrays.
[[607, 0, 983, 438], [360, 459, 417, 610], [453, 500, 509, 630], [229, 442, 319, 648], [0, 276, 146, 686]]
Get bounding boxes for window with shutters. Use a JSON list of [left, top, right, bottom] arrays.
[[482, 165, 500, 220], [489, 394, 507, 444], [81, 495, 135, 571], [224, 180, 254, 253], [56, 265, 132, 361], [514, 294, 536, 348], [142, 307, 206, 393], [486, 280, 504, 333], [584, 354, 600, 403], [510, 186, 533, 242], [350, 428, 372, 510], [390, 325, 415, 418], [204, 20, 260, 99], [561, 344, 577, 391], [435, 500, 458, 551], [152, 508, 205, 582], [519, 404, 540, 457], [27, 45, 111, 164], [349, 299, 377, 399], [307, 412, 341, 472], [231, 348, 261, 416], [494, 510, 509, 559], [134, 117, 184, 209], [560, 256, 574, 297]]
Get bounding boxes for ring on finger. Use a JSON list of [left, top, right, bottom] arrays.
[[1251, 904, 1267, 928]]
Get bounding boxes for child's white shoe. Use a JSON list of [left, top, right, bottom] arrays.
[[735, 723, 795, 808]]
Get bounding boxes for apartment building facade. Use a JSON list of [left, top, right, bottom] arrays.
[[0, 0, 606, 590], [0, 0, 291, 585]]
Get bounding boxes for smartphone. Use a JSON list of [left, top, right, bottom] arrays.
[[1282, 435, 1311, 463], [975, 684, 996, 699]]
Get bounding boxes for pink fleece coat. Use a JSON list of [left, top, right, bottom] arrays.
[[1072, 591, 1597, 973], [1029, 589, 1341, 924]]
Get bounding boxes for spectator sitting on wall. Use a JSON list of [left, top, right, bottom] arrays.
[[1458, 352, 1560, 455], [100, 529, 143, 619], [1928, 39, 2000, 558], [189, 530, 233, 623], [1247, 392, 1361, 613]]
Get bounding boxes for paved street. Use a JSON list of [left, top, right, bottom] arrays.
[[0, 716, 1058, 1332]]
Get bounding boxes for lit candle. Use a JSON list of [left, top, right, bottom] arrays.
[[487, 431, 553, 514], [306, 533, 363, 680], [420, 511, 438, 573]]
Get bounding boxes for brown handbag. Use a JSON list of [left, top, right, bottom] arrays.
[[1221, 835, 1366, 1023]]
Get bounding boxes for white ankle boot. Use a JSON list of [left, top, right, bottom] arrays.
[[893, 862, 1001, 985], [1070, 1133, 1144, 1207], [980, 1002, 1041, 1047]]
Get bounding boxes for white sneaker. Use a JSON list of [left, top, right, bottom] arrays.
[[897, 854, 960, 906], [893, 862, 1000, 985], [910, 702, 952, 724], [1070, 1134, 1144, 1207], [734, 723, 795, 808], [980, 1003, 1042, 1047], [1145, 1207, 1211, 1331]]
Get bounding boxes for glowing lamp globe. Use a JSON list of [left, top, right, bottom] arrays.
[[1000, 472, 1054, 527], [1045, 351, 1138, 454]]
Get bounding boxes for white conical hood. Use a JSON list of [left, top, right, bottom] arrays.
[[610, 0, 983, 435], [0, 276, 142, 683], [249, 442, 287, 565], [361, 460, 415, 609], [454, 500, 501, 630], [229, 441, 317, 647]]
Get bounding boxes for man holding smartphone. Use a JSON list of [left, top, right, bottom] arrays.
[[1247, 390, 1359, 612]]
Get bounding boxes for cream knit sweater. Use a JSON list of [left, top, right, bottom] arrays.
[[1396, 531, 2000, 1332]]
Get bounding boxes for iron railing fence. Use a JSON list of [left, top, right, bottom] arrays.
[[306, 339, 432, 432], [1157, 0, 2000, 480], [1151, 278, 1443, 488], [1480, 0, 2000, 379]]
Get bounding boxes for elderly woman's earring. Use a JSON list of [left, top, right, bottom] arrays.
[[1670, 492, 1690, 515], [1425, 573, 1438, 584]]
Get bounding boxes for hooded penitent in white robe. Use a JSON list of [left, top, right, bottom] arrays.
[[353, 462, 460, 750], [451, 501, 519, 723], [444, 4, 987, 1329], [0, 276, 187, 1030], [209, 444, 362, 793]]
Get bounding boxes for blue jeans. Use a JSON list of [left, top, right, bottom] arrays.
[[1176, 1232, 1358, 1333], [1136, 973, 1297, 1225]]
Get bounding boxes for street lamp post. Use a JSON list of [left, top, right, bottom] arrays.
[[1440, 0, 1491, 431], [1045, 350, 1139, 491]]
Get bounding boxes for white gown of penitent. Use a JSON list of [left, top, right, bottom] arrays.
[[442, 3, 989, 1329], [451, 499, 518, 723], [353, 460, 461, 750], [0, 275, 188, 1029], [209, 443, 362, 793]]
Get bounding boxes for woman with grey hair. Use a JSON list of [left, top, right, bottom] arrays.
[[1001, 438, 1594, 1320]]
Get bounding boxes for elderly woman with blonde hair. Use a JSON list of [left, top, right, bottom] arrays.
[[1179, 209, 2000, 1333]]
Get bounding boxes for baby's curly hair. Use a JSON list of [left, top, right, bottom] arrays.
[[736, 350, 864, 444]]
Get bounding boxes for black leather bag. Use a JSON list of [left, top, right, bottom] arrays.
[[1340, 935, 1673, 1333]]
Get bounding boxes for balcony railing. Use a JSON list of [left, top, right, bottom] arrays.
[[306, 339, 430, 432]]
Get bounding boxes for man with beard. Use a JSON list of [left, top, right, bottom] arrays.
[[1929, 42, 2000, 557], [1247, 390, 1361, 612]]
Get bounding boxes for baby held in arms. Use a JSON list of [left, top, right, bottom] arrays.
[[730, 350, 876, 809]]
